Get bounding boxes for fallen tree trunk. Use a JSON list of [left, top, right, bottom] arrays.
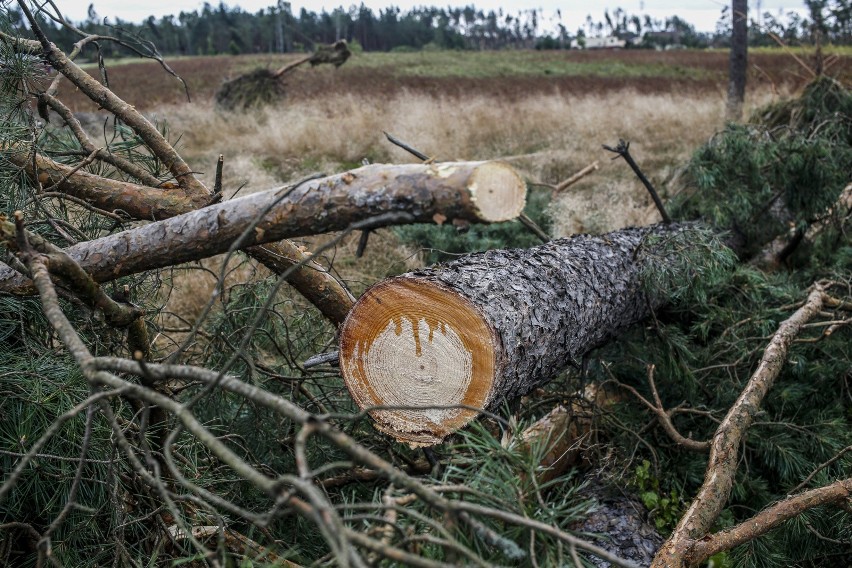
[[339, 224, 690, 446], [0, 161, 525, 294]]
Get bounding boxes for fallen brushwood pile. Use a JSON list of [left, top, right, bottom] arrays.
[[215, 40, 351, 111], [1, 4, 850, 567]]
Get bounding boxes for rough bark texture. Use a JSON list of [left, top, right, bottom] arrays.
[[340, 224, 688, 446], [689, 477, 852, 565], [726, 0, 748, 121], [0, 161, 525, 294], [7, 149, 202, 219]]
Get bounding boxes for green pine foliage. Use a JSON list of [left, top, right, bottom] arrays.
[[575, 78, 852, 568], [673, 77, 852, 259]]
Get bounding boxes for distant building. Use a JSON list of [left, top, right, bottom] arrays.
[[643, 31, 684, 48], [571, 36, 626, 49]]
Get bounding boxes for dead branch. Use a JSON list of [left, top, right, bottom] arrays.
[[6, 148, 199, 219], [246, 242, 355, 326], [651, 285, 826, 567], [0, 161, 525, 294], [687, 478, 852, 564], [617, 365, 710, 452], [13, 2, 207, 197], [554, 161, 600, 193]]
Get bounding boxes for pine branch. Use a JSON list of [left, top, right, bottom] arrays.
[[652, 285, 828, 567]]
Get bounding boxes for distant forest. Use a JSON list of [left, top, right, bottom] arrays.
[[9, 0, 852, 57]]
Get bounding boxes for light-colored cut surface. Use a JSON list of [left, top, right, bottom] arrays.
[[339, 278, 498, 446], [468, 161, 526, 222]]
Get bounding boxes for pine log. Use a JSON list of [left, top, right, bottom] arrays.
[[339, 224, 684, 446], [0, 161, 525, 294]]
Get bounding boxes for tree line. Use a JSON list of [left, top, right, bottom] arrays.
[[7, 0, 852, 58]]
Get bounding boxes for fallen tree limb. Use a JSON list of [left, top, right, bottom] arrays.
[[687, 477, 852, 565], [246, 241, 355, 326], [1, 20, 358, 326], [6, 148, 203, 219], [6, 148, 357, 323], [0, 161, 525, 295], [9, 6, 209, 197], [339, 223, 692, 446], [651, 285, 826, 567]]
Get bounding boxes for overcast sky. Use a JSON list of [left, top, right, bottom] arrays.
[[55, 0, 808, 33]]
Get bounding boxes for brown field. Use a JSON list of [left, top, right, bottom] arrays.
[[64, 49, 850, 112]]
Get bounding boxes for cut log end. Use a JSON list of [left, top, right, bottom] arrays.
[[456, 161, 526, 222], [339, 278, 498, 446]]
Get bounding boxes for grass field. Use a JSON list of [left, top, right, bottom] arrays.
[[65, 48, 851, 111], [56, 48, 852, 257]]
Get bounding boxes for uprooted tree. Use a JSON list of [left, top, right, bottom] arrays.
[[0, 2, 850, 567]]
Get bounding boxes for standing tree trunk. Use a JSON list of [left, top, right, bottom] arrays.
[[339, 224, 693, 446], [726, 0, 749, 121]]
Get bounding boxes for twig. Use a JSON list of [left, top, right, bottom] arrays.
[[603, 139, 671, 223], [356, 229, 371, 257], [303, 351, 340, 369], [791, 445, 852, 494], [210, 154, 224, 205], [518, 212, 549, 243], [383, 131, 431, 161], [617, 365, 710, 452], [554, 161, 599, 193], [31, 192, 124, 222]]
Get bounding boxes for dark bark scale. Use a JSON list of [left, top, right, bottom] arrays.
[[402, 224, 684, 410]]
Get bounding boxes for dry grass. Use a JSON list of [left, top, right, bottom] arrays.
[[163, 86, 785, 237]]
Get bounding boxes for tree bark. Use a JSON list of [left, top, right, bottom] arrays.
[[246, 242, 355, 326], [0, 162, 525, 295], [339, 224, 689, 446], [7, 149, 204, 219], [726, 0, 748, 121]]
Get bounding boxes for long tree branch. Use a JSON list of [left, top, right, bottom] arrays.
[[0, 161, 525, 294], [13, 3, 208, 198], [686, 478, 852, 564]]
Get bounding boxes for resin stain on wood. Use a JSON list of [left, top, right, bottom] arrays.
[[340, 278, 498, 446]]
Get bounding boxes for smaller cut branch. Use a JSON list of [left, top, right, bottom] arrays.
[[603, 139, 671, 223], [687, 478, 852, 564], [554, 161, 599, 193]]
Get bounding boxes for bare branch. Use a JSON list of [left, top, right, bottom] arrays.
[[652, 285, 826, 567]]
